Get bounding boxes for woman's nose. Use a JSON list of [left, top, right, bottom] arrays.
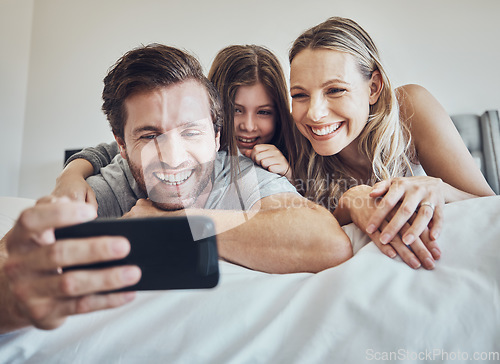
[[307, 95, 328, 122]]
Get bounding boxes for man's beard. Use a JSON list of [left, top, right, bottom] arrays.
[[127, 155, 215, 211]]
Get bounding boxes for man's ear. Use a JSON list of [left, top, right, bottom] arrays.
[[369, 70, 384, 106], [215, 130, 221, 152], [114, 134, 127, 159]]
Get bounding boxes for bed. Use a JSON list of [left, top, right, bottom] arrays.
[[0, 195, 499, 363]]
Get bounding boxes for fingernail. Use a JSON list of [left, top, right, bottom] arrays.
[[424, 258, 435, 270], [431, 248, 441, 259], [432, 231, 440, 240], [410, 258, 421, 269], [403, 234, 414, 245], [122, 266, 141, 284], [380, 233, 391, 244], [366, 224, 376, 234], [112, 238, 130, 256], [387, 250, 397, 258]]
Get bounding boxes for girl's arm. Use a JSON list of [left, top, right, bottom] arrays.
[[52, 142, 120, 207]]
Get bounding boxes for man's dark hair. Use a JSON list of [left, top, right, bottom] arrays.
[[102, 43, 223, 139]]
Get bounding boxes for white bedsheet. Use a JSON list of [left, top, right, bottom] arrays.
[[0, 196, 499, 363]]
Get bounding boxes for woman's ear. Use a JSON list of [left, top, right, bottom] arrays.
[[114, 135, 127, 159], [369, 70, 384, 105]]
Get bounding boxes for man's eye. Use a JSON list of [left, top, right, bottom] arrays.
[[182, 130, 202, 137], [140, 134, 157, 140]]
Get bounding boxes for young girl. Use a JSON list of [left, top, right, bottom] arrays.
[[288, 17, 495, 268], [53, 45, 295, 204]]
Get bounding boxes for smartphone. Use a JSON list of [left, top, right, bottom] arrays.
[[54, 216, 219, 291]]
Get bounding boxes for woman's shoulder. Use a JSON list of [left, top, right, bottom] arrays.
[[395, 84, 433, 109], [395, 84, 443, 124]]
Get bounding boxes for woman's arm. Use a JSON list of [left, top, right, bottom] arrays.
[[401, 84, 494, 198], [366, 84, 495, 246]]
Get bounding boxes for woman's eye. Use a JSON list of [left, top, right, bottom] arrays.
[[327, 88, 346, 96], [234, 108, 242, 114], [257, 110, 273, 116], [292, 93, 307, 99]]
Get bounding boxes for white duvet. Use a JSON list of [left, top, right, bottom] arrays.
[[0, 196, 499, 363]]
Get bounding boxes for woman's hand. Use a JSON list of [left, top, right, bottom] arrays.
[[367, 176, 445, 246], [52, 159, 97, 209], [243, 144, 292, 182], [337, 185, 439, 270]]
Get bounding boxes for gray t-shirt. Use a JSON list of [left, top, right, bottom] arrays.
[[87, 150, 298, 218]]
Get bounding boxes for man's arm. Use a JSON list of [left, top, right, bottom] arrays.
[[125, 193, 353, 274]]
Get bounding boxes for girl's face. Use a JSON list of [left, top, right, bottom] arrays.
[[290, 48, 381, 157], [233, 82, 276, 153]]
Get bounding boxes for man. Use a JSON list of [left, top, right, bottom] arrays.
[[0, 44, 351, 333]]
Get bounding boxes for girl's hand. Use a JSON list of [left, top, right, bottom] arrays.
[[52, 160, 98, 210], [367, 176, 445, 246], [243, 144, 292, 181]]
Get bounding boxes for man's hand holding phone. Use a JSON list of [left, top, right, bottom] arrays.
[[2, 197, 140, 331]]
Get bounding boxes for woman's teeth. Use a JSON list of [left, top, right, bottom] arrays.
[[154, 170, 193, 185], [311, 123, 342, 136], [238, 137, 258, 143]]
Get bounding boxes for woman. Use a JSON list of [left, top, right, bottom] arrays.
[[288, 17, 495, 269], [53, 44, 295, 204]]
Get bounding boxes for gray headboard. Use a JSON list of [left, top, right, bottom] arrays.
[[451, 110, 500, 194]]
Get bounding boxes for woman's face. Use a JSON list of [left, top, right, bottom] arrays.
[[233, 82, 276, 153], [290, 48, 380, 157]]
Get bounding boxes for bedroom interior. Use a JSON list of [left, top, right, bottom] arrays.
[[1, 1, 499, 362]]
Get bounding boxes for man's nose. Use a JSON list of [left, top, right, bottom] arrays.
[[153, 134, 188, 168], [307, 95, 328, 122]]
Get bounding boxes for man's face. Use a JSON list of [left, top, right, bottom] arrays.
[[116, 80, 220, 211]]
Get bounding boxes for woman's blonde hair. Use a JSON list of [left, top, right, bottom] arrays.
[[289, 17, 412, 211], [208, 45, 295, 164]]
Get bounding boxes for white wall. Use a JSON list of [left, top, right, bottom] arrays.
[[0, 0, 33, 197], [2, 0, 499, 198]]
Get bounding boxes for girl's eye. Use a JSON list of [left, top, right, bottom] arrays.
[[234, 108, 243, 114], [257, 110, 273, 116]]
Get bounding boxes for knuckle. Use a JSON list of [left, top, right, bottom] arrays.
[[420, 207, 434, 219], [46, 244, 64, 267], [59, 274, 77, 296], [17, 209, 35, 230], [75, 296, 93, 314], [401, 203, 415, 216], [28, 305, 50, 323]]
